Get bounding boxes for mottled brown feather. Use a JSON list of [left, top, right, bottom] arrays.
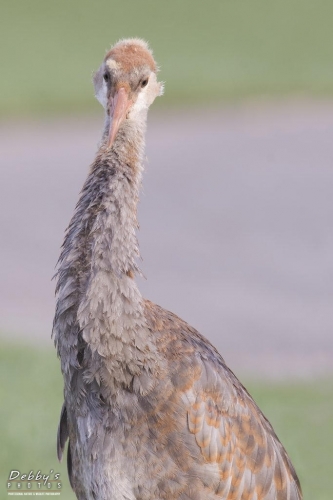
[[144, 300, 302, 500]]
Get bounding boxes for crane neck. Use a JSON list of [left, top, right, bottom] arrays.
[[54, 118, 157, 388]]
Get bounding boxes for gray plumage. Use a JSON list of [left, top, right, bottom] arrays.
[[53, 38, 302, 500]]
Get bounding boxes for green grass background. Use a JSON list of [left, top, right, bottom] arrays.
[[1, 0, 333, 117], [2, 2, 333, 498], [1, 341, 332, 499]]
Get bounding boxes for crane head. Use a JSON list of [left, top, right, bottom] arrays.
[[93, 38, 163, 149]]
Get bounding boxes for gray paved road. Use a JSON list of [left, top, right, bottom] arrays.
[[1, 101, 333, 378]]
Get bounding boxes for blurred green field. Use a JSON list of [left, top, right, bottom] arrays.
[[0, 341, 332, 499], [1, 0, 333, 117]]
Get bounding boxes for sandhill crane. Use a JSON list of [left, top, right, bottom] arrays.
[[53, 38, 302, 500]]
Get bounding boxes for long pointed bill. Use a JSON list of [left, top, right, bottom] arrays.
[[107, 87, 131, 149]]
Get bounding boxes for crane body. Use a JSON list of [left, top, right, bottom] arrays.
[[53, 39, 302, 500]]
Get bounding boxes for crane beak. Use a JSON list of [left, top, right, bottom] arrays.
[[107, 87, 132, 149]]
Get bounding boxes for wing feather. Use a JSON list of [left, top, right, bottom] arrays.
[[57, 403, 69, 462], [186, 358, 302, 499], [144, 300, 302, 500]]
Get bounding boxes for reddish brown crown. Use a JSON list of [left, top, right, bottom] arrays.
[[105, 38, 157, 73]]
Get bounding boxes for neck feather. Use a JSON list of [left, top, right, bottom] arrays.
[[53, 118, 157, 387]]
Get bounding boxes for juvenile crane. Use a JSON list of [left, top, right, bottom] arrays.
[[53, 39, 302, 500]]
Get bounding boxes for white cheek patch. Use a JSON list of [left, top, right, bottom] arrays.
[[130, 91, 148, 117], [129, 73, 162, 118], [95, 78, 108, 109]]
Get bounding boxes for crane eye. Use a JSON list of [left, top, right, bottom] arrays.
[[103, 73, 109, 83], [141, 78, 149, 88]]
